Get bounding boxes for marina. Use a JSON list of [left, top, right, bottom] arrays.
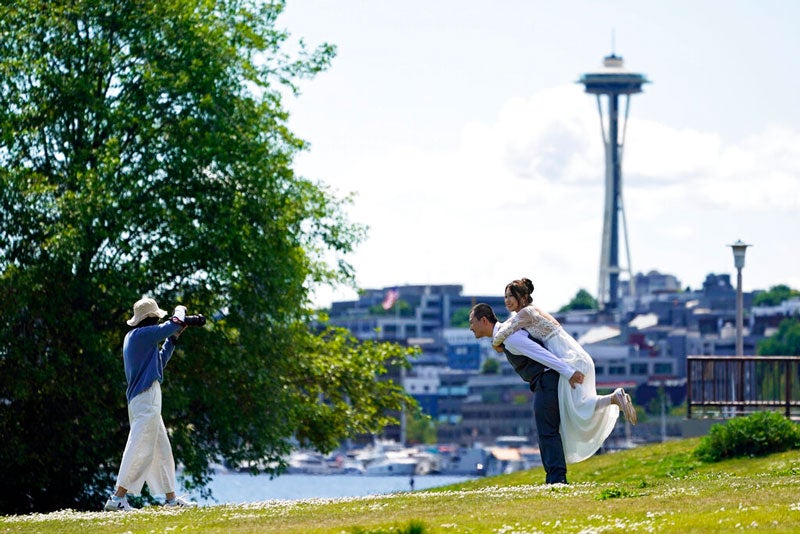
[[222, 437, 545, 480]]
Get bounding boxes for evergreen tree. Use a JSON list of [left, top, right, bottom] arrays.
[[558, 289, 599, 312]]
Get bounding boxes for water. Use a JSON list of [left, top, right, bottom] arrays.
[[187, 473, 475, 505]]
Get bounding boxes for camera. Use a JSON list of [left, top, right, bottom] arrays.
[[184, 314, 207, 327]]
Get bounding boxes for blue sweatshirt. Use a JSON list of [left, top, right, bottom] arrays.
[[123, 319, 183, 402]]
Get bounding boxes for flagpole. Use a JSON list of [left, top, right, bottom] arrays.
[[397, 297, 405, 446]]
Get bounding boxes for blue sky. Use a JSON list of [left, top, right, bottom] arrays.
[[280, 1, 800, 311]]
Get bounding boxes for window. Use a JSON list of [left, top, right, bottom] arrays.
[[654, 363, 673, 374], [630, 363, 648, 375]]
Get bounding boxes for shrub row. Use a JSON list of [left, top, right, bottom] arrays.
[[694, 411, 800, 462]]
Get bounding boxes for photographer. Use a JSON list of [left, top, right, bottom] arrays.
[[104, 297, 205, 511]]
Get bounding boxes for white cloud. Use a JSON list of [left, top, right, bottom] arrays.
[[625, 121, 722, 182]]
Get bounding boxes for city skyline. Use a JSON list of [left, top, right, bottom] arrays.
[[279, 1, 800, 312]]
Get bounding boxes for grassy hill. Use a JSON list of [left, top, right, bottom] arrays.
[[2, 437, 799, 533]]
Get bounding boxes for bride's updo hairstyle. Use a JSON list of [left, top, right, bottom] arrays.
[[505, 277, 535, 306]]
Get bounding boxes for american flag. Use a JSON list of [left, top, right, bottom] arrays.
[[381, 288, 399, 310]]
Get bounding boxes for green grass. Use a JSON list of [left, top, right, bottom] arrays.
[[3, 438, 800, 533]]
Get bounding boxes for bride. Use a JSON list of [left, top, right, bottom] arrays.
[[492, 278, 637, 463]]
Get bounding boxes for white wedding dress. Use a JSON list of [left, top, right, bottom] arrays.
[[493, 306, 619, 463]]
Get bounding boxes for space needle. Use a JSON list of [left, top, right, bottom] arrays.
[[579, 53, 650, 312]]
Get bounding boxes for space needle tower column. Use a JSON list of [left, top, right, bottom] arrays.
[[579, 53, 650, 312]]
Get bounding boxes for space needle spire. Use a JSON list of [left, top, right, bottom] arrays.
[[579, 53, 650, 312]]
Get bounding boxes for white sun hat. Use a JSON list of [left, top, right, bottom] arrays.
[[127, 297, 168, 326]]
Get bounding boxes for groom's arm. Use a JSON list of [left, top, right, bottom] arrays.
[[503, 330, 576, 379]]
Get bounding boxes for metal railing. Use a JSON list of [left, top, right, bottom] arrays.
[[686, 356, 800, 419]]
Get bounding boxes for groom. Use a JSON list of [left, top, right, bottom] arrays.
[[469, 303, 583, 484]]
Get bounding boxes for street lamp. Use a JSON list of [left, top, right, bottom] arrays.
[[728, 240, 751, 356], [728, 240, 751, 415]]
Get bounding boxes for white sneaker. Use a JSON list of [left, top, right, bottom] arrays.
[[165, 496, 197, 508], [104, 496, 133, 512]]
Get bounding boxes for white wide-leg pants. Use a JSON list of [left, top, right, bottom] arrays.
[[116, 381, 176, 495]]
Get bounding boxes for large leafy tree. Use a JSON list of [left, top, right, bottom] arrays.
[[757, 318, 800, 356], [0, 0, 414, 514], [755, 318, 800, 407]]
